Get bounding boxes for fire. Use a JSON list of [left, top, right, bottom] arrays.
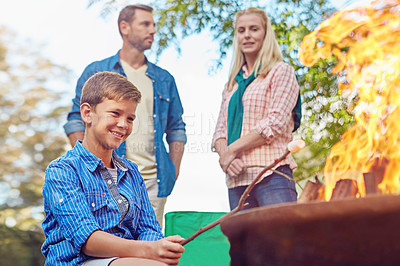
[[298, 0, 400, 200]]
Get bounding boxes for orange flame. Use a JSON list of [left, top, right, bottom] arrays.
[[299, 0, 400, 200]]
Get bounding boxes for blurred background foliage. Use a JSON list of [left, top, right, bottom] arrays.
[[0, 26, 70, 265], [0, 0, 355, 265]]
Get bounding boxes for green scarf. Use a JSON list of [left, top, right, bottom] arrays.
[[227, 69, 256, 145]]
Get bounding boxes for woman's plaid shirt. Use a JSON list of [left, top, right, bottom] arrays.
[[212, 62, 299, 188]]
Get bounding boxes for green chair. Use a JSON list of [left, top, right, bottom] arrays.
[[164, 211, 231, 266]]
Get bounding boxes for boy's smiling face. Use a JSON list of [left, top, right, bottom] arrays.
[[83, 98, 137, 153]]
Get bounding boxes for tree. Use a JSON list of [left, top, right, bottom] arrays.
[[0, 26, 71, 232], [0, 26, 72, 265], [0, 224, 45, 266]]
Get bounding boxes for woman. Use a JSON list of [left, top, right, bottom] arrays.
[[212, 7, 300, 210]]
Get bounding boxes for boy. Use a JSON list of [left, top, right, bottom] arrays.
[[42, 71, 185, 265]]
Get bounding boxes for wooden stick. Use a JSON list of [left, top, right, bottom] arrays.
[[363, 172, 380, 195], [297, 176, 325, 203], [330, 179, 359, 200], [180, 150, 291, 246], [364, 157, 387, 194], [247, 166, 294, 182]]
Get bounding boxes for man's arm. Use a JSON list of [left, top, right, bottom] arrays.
[[82, 230, 185, 265], [164, 75, 186, 179], [64, 66, 95, 145], [68, 131, 84, 147], [169, 141, 185, 179]]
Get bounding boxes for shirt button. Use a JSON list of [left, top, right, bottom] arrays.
[[153, 114, 156, 118], [107, 180, 112, 185], [157, 179, 160, 183], [59, 199, 63, 203], [167, 98, 170, 102], [118, 199, 122, 204], [154, 130, 156, 133], [92, 203, 95, 207]]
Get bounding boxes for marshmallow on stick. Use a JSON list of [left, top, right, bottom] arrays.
[[288, 139, 306, 153]]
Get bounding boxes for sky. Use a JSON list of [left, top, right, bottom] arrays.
[[0, 0, 367, 215]]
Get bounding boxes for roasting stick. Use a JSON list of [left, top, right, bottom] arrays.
[[179, 139, 306, 246], [246, 166, 294, 182]]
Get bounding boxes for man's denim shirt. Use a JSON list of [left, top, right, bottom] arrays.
[[64, 51, 187, 197]]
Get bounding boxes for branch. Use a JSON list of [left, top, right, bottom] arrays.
[[180, 150, 292, 246], [247, 166, 294, 182]]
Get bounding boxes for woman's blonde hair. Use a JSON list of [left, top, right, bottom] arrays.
[[227, 7, 283, 91]]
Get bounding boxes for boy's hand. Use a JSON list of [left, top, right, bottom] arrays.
[[152, 235, 185, 266]]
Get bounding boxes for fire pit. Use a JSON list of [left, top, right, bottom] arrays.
[[220, 194, 400, 265]]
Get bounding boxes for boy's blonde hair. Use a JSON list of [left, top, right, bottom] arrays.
[[227, 7, 283, 91], [81, 71, 141, 108]]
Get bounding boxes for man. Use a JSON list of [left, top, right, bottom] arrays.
[[43, 71, 184, 265], [64, 4, 186, 227]]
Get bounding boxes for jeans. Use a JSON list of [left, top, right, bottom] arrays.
[[228, 164, 297, 211]]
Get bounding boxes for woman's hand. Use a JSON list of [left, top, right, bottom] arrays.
[[225, 158, 245, 177], [215, 132, 265, 177], [219, 147, 245, 177], [218, 147, 236, 172]]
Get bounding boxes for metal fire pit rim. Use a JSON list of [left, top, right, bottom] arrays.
[[220, 193, 400, 238], [220, 194, 400, 265]]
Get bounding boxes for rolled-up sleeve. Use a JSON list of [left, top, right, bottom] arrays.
[[165, 129, 187, 143], [254, 64, 298, 143], [165, 77, 187, 144], [63, 120, 85, 136]]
